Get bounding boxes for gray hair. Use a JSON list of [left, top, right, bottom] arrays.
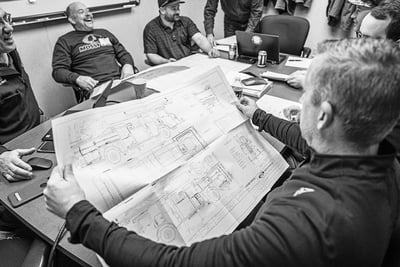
[[308, 38, 400, 145]]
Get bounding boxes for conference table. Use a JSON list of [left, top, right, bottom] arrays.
[[0, 52, 306, 267]]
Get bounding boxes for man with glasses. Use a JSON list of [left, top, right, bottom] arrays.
[[0, 8, 41, 183], [0, 7, 44, 265], [356, 0, 400, 41], [52, 1, 136, 102], [143, 0, 219, 66]]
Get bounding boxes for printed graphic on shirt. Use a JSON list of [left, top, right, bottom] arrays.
[[293, 187, 315, 197], [79, 34, 112, 53]]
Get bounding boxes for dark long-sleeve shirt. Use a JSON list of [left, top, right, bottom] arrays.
[[0, 50, 40, 145], [52, 29, 134, 85], [204, 0, 263, 36], [66, 110, 400, 267]]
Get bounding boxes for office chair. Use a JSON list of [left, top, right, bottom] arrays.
[[258, 15, 311, 57]]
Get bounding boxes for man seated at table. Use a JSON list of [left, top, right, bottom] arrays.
[[0, 9, 41, 182], [286, 1, 400, 161], [287, 0, 400, 90], [44, 38, 400, 267], [0, 7, 47, 265], [143, 0, 220, 66], [52, 1, 136, 102]]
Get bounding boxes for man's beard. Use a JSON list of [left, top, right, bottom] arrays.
[[165, 13, 180, 22]]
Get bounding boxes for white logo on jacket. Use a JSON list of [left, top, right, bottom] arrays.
[[293, 187, 315, 197]]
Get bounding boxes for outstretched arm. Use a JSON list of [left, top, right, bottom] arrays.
[[0, 147, 35, 181], [192, 33, 220, 58], [236, 97, 309, 156]]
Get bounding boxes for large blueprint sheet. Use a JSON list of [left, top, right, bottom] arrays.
[[52, 66, 288, 245], [104, 122, 288, 246], [53, 67, 247, 212]]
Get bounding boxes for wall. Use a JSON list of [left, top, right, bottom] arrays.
[[10, 0, 351, 117]]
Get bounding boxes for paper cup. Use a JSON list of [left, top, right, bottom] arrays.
[[131, 78, 147, 99]]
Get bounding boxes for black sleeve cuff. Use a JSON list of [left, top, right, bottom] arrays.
[[66, 200, 99, 244], [252, 109, 272, 132]]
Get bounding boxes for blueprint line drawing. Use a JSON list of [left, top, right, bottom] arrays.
[[52, 66, 288, 246], [104, 122, 288, 245]]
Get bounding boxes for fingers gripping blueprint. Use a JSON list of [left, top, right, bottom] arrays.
[[52, 66, 288, 245]]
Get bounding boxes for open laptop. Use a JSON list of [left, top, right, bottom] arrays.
[[236, 31, 286, 64]]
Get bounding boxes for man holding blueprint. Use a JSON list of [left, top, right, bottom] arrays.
[[45, 39, 400, 267]]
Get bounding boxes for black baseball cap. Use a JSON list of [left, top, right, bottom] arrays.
[[158, 0, 185, 8]]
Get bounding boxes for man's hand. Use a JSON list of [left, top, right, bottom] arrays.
[[44, 165, 86, 219], [208, 47, 220, 58], [0, 148, 35, 181], [235, 97, 258, 120], [286, 70, 306, 89], [120, 64, 135, 79], [76, 76, 99, 92], [283, 105, 301, 123], [206, 34, 215, 46]]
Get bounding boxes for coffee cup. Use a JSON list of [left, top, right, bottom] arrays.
[[131, 78, 147, 99]]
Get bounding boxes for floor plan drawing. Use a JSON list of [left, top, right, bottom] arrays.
[[53, 66, 288, 246], [104, 122, 288, 245]]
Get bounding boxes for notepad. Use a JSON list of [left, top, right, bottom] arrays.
[[261, 71, 289, 82], [285, 56, 312, 69], [225, 71, 273, 98]]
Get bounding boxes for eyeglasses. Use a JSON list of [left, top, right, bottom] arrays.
[[0, 13, 12, 27]]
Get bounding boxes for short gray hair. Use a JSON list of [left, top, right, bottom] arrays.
[[308, 38, 400, 145]]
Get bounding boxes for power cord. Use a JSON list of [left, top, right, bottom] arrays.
[[47, 222, 67, 267]]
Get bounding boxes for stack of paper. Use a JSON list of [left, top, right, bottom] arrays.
[[225, 71, 273, 98], [241, 82, 273, 98]]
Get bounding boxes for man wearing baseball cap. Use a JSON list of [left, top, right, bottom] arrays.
[[143, 0, 219, 65]]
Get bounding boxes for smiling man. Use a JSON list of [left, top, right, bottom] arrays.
[[0, 8, 41, 182], [52, 2, 136, 102], [143, 0, 219, 66]]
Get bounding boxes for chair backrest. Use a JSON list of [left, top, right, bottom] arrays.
[[259, 15, 310, 56]]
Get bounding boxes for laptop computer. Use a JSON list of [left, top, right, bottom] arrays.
[[236, 31, 286, 64]]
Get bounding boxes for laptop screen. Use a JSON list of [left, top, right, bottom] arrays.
[[236, 31, 281, 63]]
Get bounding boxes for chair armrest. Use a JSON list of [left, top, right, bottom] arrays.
[[301, 47, 312, 58], [21, 238, 50, 267]]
